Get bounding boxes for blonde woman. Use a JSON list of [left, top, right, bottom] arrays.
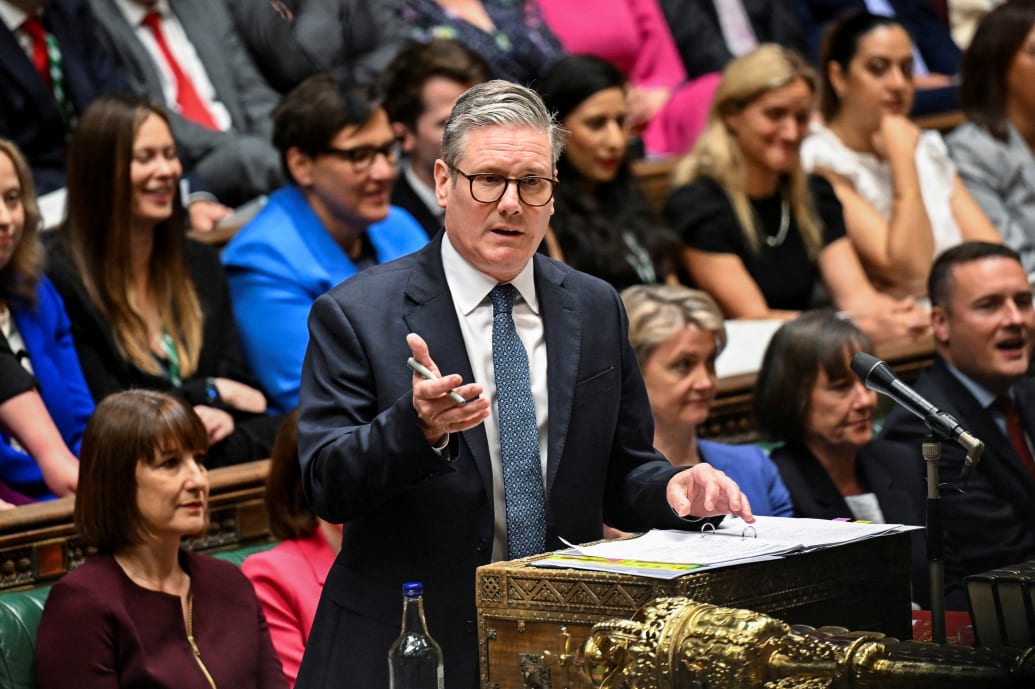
[[666, 44, 925, 344]]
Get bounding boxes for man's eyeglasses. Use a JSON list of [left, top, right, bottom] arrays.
[[321, 140, 401, 171], [451, 166, 557, 207]]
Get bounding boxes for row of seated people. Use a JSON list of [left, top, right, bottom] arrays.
[[0, 0, 981, 222], [20, 234, 1033, 688], [2, 5, 1033, 491]]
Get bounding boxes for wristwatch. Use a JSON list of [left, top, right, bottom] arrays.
[[204, 377, 221, 405]]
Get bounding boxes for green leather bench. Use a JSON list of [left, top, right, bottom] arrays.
[[0, 541, 275, 689]]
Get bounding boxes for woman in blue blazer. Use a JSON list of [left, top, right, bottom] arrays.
[[0, 140, 92, 500]]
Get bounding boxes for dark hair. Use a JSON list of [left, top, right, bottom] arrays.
[[536, 54, 627, 122], [263, 410, 317, 540], [381, 39, 490, 131], [819, 11, 904, 120], [63, 95, 201, 379], [754, 310, 874, 444], [537, 55, 678, 288], [75, 390, 209, 551], [960, 0, 1035, 141], [272, 73, 383, 180], [928, 241, 1023, 310], [0, 140, 44, 307]]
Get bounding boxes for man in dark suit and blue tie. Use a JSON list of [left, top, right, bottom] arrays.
[[294, 80, 754, 689]]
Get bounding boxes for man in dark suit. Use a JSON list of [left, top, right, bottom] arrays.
[[382, 39, 490, 238], [88, 0, 283, 205], [658, 0, 806, 80], [873, 242, 1035, 610], [295, 80, 753, 689], [0, 0, 127, 194]]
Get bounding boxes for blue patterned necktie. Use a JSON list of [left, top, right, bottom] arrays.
[[490, 283, 546, 559]]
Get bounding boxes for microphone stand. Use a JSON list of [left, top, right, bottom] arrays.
[[922, 432, 946, 644]]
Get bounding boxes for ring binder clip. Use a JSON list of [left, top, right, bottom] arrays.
[[700, 522, 717, 537], [741, 525, 757, 540]]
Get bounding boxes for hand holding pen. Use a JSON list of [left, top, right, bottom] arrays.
[[406, 333, 490, 446]]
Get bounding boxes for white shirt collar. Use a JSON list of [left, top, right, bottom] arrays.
[[0, 1, 31, 32], [113, 0, 170, 26], [403, 163, 444, 219], [440, 233, 539, 316]]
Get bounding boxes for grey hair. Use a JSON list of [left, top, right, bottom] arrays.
[[441, 79, 566, 170], [621, 284, 728, 366]]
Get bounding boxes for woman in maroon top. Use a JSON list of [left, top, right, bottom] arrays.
[[35, 390, 286, 689]]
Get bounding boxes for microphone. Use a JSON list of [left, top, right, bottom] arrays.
[[851, 352, 984, 479]]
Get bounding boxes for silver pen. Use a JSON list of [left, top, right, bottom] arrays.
[[407, 357, 469, 405]]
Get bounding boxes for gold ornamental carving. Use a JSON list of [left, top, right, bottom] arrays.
[[570, 597, 1035, 689]]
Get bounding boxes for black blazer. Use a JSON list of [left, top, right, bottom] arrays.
[[873, 357, 1035, 609], [391, 171, 441, 239], [0, 0, 128, 194]]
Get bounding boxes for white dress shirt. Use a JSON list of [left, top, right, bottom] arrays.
[[112, 0, 232, 131], [440, 233, 549, 561]]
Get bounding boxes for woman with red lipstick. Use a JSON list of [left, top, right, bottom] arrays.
[[667, 44, 925, 344], [803, 11, 999, 298], [36, 390, 287, 689], [754, 310, 922, 525], [536, 55, 680, 290], [47, 96, 281, 468]]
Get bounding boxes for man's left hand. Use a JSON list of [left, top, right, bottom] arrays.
[[666, 464, 755, 522]]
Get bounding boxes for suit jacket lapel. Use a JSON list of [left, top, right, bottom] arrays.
[[535, 256, 579, 498], [930, 360, 1035, 507], [170, 0, 240, 126], [0, 23, 58, 110], [402, 236, 493, 500]]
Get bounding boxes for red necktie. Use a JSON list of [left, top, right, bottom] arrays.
[[20, 16, 51, 89], [996, 396, 1035, 480], [140, 11, 218, 130]]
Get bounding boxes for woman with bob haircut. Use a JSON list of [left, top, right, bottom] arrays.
[[536, 55, 680, 289], [622, 284, 792, 516], [667, 44, 924, 343], [802, 11, 999, 297], [0, 139, 89, 501], [754, 310, 923, 527], [948, 0, 1035, 278], [47, 96, 280, 468], [242, 411, 340, 687], [35, 390, 286, 688]]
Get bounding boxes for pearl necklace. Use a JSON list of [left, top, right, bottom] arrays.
[[764, 196, 790, 248]]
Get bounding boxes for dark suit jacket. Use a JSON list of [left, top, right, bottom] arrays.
[[295, 233, 702, 689], [390, 171, 440, 239], [225, 0, 409, 93], [872, 357, 1035, 610], [0, 0, 128, 194], [88, 0, 282, 204], [769, 442, 922, 524], [658, 0, 805, 79]]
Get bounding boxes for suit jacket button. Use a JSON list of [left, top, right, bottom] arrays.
[[476, 539, 488, 555], [467, 620, 477, 633]]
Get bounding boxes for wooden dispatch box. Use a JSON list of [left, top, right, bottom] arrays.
[[476, 531, 913, 689]]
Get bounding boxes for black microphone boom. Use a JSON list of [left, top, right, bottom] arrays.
[[850, 352, 984, 478]]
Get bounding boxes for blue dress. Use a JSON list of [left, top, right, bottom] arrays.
[[698, 439, 793, 517]]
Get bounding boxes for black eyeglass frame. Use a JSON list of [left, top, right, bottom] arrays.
[[449, 165, 558, 207], [320, 140, 401, 171]]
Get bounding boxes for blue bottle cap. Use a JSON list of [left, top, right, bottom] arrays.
[[403, 581, 423, 596]]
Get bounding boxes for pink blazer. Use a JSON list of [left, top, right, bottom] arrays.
[[242, 529, 336, 687]]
